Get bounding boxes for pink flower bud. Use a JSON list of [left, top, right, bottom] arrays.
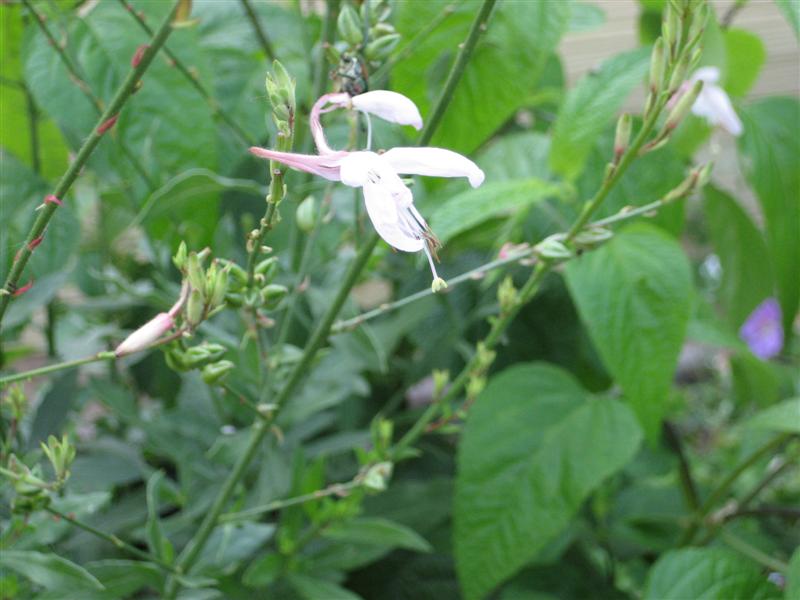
[[115, 312, 174, 357]]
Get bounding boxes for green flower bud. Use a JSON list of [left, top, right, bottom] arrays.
[[210, 266, 229, 308], [173, 241, 188, 271], [362, 461, 393, 492], [432, 369, 449, 397], [370, 23, 395, 38], [261, 284, 288, 309], [365, 33, 400, 62], [183, 343, 227, 369], [466, 375, 486, 400], [663, 3, 681, 55], [664, 79, 703, 130], [649, 38, 665, 93], [667, 53, 690, 94], [497, 276, 519, 315], [431, 277, 448, 294], [536, 236, 572, 260], [186, 288, 204, 326], [186, 252, 205, 296], [614, 113, 632, 161], [295, 195, 317, 233], [201, 360, 235, 385], [255, 256, 279, 281], [573, 227, 614, 248], [337, 3, 363, 46]]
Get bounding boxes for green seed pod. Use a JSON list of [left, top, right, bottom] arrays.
[[210, 267, 229, 308], [201, 360, 235, 385], [295, 195, 317, 233], [255, 256, 279, 280], [186, 253, 205, 297], [261, 284, 288, 309], [536, 237, 573, 260], [337, 3, 363, 46], [184, 343, 227, 369], [573, 227, 614, 248], [365, 33, 400, 62], [186, 288, 204, 326]]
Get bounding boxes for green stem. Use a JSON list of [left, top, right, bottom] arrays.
[[663, 421, 701, 512], [680, 434, 791, 546], [45, 506, 180, 574], [418, 0, 497, 146], [719, 529, 789, 573], [22, 0, 157, 191], [23, 83, 41, 175], [220, 478, 362, 523], [0, 1, 179, 329], [0, 353, 114, 387], [118, 0, 255, 147], [240, 0, 277, 60]]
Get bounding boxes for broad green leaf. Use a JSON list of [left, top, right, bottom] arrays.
[[739, 98, 800, 335], [722, 28, 766, 98], [429, 179, 567, 245], [550, 47, 650, 180], [288, 573, 363, 600], [394, 0, 571, 153], [731, 353, 781, 408], [569, 2, 606, 32], [644, 548, 777, 599], [565, 224, 692, 439], [146, 471, 175, 565], [28, 371, 78, 449], [703, 186, 773, 328], [86, 560, 163, 599], [747, 398, 800, 433], [196, 522, 275, 573], [454, 363, 642, 600], [0, 550, 104, 592], [322, 517, 432, 553], [774, 0, 800, 40]]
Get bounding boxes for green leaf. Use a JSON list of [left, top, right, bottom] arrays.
[[774, 0, 800, 40], [746, 398, 800, 433], [394, 0, 571, 153], [196, 522, 275, 573], [703, 186, 773, 328], [569, 2, 606, 33], [550, 47, 650, 180], [788, 547, 800, 600], [322, 517, 432, 553], [86, 560, 163, 599], [722, 28, 766, 98], [0, 550, 104, 592], [145, 471, 175, 565], [739, 97, 800, 335], [644, 547, 777, 599], [429, 179, 567, 245], [287, 573, 363, 600], [454, 363, 642, 600], [564, 224, 692, 439]]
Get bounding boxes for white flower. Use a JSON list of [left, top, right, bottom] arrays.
[[688, 67, 743, 136], [250, 90, 485, 284], [115, 312, 174, 357]]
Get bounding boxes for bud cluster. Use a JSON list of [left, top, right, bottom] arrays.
[[265, 60, 296, 137], [222, 250, 288, 313]]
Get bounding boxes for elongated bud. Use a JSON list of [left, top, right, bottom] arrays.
[[201, 360, 235, 385], [365, 33, 400, 62], [186, 253, 205, 295], [432, 369, 450, 397], [115, 313, 174, 357], [173, 241, 188, 271], [573, 227, 614, 248], [664, 164, 705, 203], [337, 3, 363, 46], [261, 284, 288, 309], [497, 276, 518, 314], [663, 3, 681, 56], [296, 195, 316, 233], [614, 113, 632, 161], [667, 53, 690, 93], [186, 288, 204, 326], [211, 267, 229, 308], [665, 79, 703, 130], [649, 38, 666, 93], [536, 236, 572, 260], [183, 343, 227, 369]]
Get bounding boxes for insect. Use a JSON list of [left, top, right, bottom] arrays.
[[335, 53, 369, 96]]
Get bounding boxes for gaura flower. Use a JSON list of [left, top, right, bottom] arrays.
[[739, 297, 783, 360], [673, 67, 743, 136], [249, 90, 484, 284], [115, 283, 188, 357]]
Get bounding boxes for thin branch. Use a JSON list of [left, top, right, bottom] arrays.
[[45, 506, 181, 574], [0, 1, 181, 329], [22, 0, 156, 190], [719, 529, 789, 573], [240, 0, 277, 60], [117, 0, 256, 146], [663, 421, 701, 512]]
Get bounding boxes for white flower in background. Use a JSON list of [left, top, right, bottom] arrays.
[[681, 67, 743, 136], [250, 90, 484, 285]]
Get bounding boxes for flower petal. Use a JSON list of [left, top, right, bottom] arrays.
[[351, 91, 423, 130], [691, 66, 721, 84], [249, 147, 347, 181], [381, 147, 485, 187], [363, 181, 425, 252], [692, 84, 743, 136]]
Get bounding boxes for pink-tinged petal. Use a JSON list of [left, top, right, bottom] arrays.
[[310, 92, 350, 154], [692, 84, 743, 136], [351, 91, 423, 130], [363, 181, 424, 252], [115, 313, 174, 357], [381, 147, 485, 188], [249, 147, 347, 181]]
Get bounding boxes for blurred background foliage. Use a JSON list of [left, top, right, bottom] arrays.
[[0, 0, 798, 599]]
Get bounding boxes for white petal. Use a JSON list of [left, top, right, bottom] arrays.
[[691, 66, 721, 84], [381, 147, 485, 188], [363, 181, 424, 252], [115, 313, 173, 356], [338, 151, 380, 187], [351, 91, 423, 130], [692, 84, 743, 136]]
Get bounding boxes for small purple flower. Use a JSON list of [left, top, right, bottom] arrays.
[[739, 298, 783, 360]]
